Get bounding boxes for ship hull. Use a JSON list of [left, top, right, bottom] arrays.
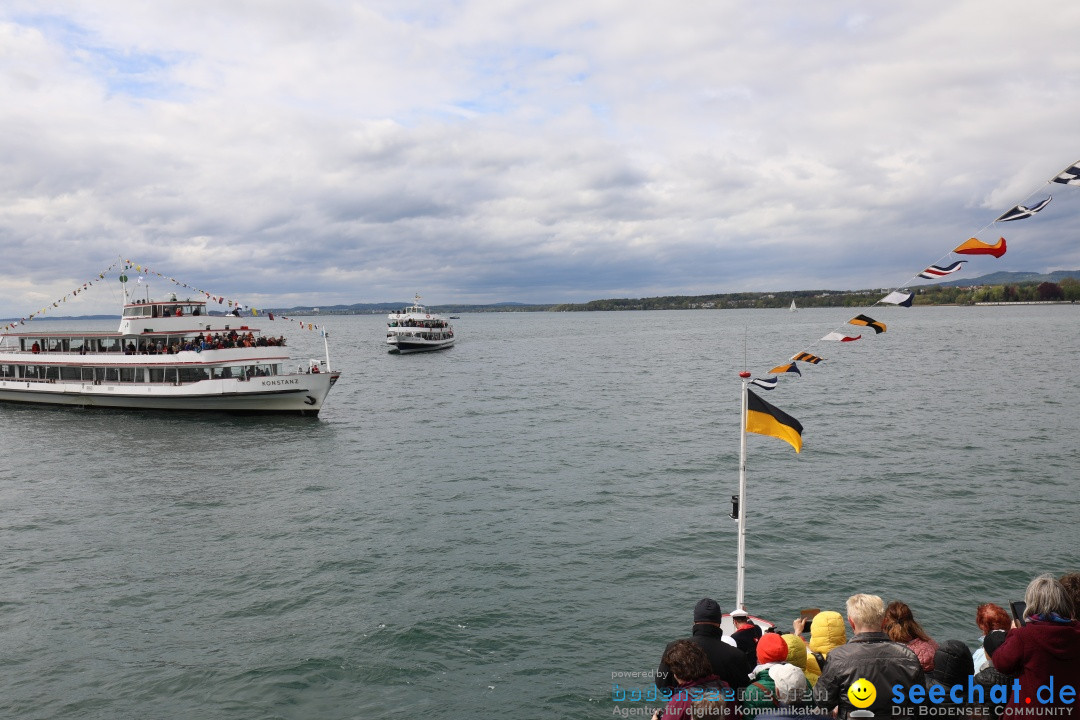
[[0, 373, 339, 415]]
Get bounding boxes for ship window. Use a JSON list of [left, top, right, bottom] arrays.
[[177, 367, 204, 383], [0, 364, 12, 377], [60, 366, 80, 381], [148, 368, 165, 383], [118, 367, 136, 383]]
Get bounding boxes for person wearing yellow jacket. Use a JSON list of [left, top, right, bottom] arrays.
[[781, 633, 819, 687], [792, 610, 847, 677]]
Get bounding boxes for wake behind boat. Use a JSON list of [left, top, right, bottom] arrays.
[[386, 295, 455, 354], [0, 271, 340, 415]]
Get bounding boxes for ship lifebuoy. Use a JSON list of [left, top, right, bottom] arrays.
[[425, 314, 431, 319]]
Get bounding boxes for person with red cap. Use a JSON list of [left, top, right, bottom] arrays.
[[741, 632, 813, 713]]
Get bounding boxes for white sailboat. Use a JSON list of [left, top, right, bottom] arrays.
[[790, 299, 797, 312]]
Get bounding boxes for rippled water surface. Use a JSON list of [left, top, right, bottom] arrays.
[[1, 306, 1078, 718]]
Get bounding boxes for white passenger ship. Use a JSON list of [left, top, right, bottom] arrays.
[[386, 295, 455, 353], [0, 284, 340, 415]]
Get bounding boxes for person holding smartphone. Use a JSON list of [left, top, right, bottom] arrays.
[[792, 609, 847, 677], [992, 574, 1080, 715]]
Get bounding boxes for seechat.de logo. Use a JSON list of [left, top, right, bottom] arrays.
[[848, 678, 877, 709]]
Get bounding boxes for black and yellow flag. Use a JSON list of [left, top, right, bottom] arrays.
[[746, 389, 803, 453], [849, 314, 886, 334]]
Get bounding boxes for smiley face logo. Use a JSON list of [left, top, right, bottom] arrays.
[[847, 678, 877, 708]]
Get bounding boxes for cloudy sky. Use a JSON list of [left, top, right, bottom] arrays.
[[3, 1, 1080, 316]]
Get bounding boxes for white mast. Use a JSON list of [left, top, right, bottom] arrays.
[[735, 371, 750, 612], [119, 258, 130, 304]]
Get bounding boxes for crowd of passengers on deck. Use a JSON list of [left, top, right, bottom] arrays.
[[123, 331, 286, 355], [643, 572, 1080, 720], [387, 318, 449, 329]]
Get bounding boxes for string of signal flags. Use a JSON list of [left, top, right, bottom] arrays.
[[117, 260, 328, 333], [742, 158, 1080, 454], [1, 260, 122, 331], [1, 260, 328, 334]]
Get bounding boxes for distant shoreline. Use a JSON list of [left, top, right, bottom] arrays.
[[6, 299, 1075, 323], [4, 271, 1078, 321]]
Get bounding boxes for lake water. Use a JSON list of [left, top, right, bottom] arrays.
[[1, 306, 1078, 719]]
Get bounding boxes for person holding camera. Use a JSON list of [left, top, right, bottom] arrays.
[[792, 609, 846, 677]]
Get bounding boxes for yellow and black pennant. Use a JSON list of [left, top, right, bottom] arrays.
[[849, 314, 886, 334], [746, 389, 803, 453]]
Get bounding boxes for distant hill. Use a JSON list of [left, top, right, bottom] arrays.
[[6, 271, 1078, 322], [266, 301, 533, 314], [264, 271, 1080, 313], [937, 269, 1080, 287]]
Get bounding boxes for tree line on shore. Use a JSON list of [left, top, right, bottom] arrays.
[[266, 278, 1080, 315], [543, 278, 1080, 312]]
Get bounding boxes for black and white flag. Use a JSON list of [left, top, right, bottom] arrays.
[[1052, 162, 1080, 185], [996, 196, 1052, 222]]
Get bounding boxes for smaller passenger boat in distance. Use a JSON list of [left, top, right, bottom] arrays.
[[386, 295, 455, 354]]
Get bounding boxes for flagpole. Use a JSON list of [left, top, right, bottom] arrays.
[[736, 371, 750, 613]]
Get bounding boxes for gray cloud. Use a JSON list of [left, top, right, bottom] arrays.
[[3, 1, 1080, 317]]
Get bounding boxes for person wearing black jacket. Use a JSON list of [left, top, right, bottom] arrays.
[[814, 593, 926, 719], [974, 630, 1013, 715], [655, 598, 752, 694]]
